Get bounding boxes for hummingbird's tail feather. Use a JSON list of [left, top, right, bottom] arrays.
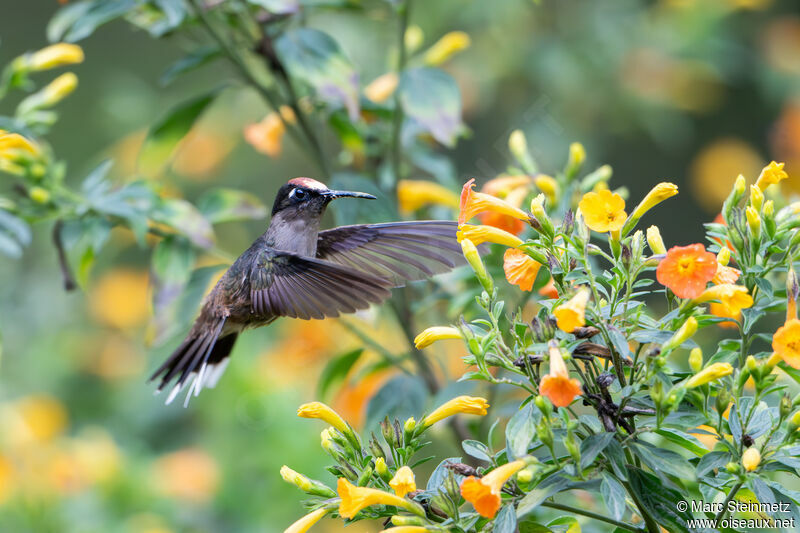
[[150, 319, 237, 406]]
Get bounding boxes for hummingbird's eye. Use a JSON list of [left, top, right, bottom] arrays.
[[290, 188, 307, 201]]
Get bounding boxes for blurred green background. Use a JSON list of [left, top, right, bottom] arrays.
[[2, 0, 800, 531]]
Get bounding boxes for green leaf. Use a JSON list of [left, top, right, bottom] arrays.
[[495, 504, 518, 533], [317, 349, 363, 399], [601, 473, 627, 521], [506, 401, 537, 460], [127, 0, 187, 37], [49, 0, 137, 43], [364, 375, 427, 430], [462, 440, 492, 462], [139, 91, 219, 175], [275, 28, 359, 121], [547, 516, 581, 532], [518, 521, 553, 533], [626, 466, 692, 533], [696, 450, 730, 477], [160, 46, 221, 86], [399, 67, 463, 147], [655, 428, 708, 457], [248, 0, 300, 13], [0, 231, 22, 258], [517, 475, 570, 518], [197, 188, 267, 224], [150, 198, 214, 249], [631, 441, 696, 481], [425, 457, 462, 492], [579, 432, 615, 470], [151, 236, 196, 285]]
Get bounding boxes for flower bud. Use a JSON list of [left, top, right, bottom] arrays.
[[20, 43, 84, 71], [746, 206, 761, 241], [716, 388, 731, 416], [375, 457, 391, 481], [280, 465, 337, 498], [749, 185, 764, 211], [565, 142, 586, 180], [688, 348, 703, 373], [29, 186, 51, 204], [404, 25, 424, 53], [726, 461, 741, 474], [391, 515, 425, 527], [716, 247, 731, 267], [788, 410, 800, 434], [461, 238, 493, 292], [624, 182, 679, 234], [414, 325, 462, 349], [780, 394, 793, 420], [529, 193, 555, 238], [742, 447, 761, 472], [381, 417, 397, 447], [564, 431, 581, 465], [535, 175, 559, 203], [423, 31, 470, 66], [357, 464, 374, 486], [534, 394, 552, 418], [581, 164, 612, 192], [517, 467, 534, 484], [403, 417, 416, 444], [18, 73, 78, 115], [650, 380, 664, 407], [536, 420, 554, 448], [509, 129, 538, 174], [746, 355, 758, 373], [646, 225, 666, 255], [722, 174, 747, 221], [369, 433, 386, 459]]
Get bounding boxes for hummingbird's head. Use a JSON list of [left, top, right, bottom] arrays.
[[271, 177, 376, 218]]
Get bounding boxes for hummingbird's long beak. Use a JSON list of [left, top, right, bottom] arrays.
[[324, 189, 377, 200]]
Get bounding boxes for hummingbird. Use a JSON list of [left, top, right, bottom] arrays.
[[150, 177, 464, 405]]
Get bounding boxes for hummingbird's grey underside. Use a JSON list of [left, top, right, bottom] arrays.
[[149, 178, 465, 406]]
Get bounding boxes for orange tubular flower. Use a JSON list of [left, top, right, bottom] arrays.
[[460, 459, 527, 518], [539, 344, 582, 408], [713, 264, 740, 285], [578, 189, 627, 233], [458, 179, 530, 226], [539, 277, 559, 299], [656, 244, 717, 299], [773, 319, 800, 368], [503, 248, 541, 291], [553, 288, 590, 333], [710, 302, 740, 329], [479, 179, 531, 234]]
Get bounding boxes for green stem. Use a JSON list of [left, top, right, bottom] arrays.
[[714, 480, 744, 523], [541, 502, 643, 532], [390, 1, 411, 186]]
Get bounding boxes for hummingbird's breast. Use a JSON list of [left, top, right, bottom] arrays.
[[264, 213, 321, 257]]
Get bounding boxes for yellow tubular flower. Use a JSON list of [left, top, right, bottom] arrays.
[[19, 73, 78, 114], [568, 142, 586, 169], [694, 284, 753, 315], [742, 447, 761, 472], [481, 174, 532, 196], [457, 224, 523, 248], [389, 466, 416, 497], [755, 161, 788, 190], [0, 131, 41, 159], [375, 457, 390, 479], [534, 175, 559, 202], [364, 73, 399, 103], [423, 31, 471, 66], [646, 225, 667, 255], [414, 326, 462, 349], [626, 182, 679, 230], [421, 396, 489, 427], [285, 508, 328, 533], [397, 179, 459, 213], [337, 478, 424, 518], [553, 288, 590, 333], [662, 317, 698, 353], [749, 185, 764, 211], [297, 402, 350, 436], [684, 362, 734, 388], [24, 43, 84, 71], [459, 179, 530, 225]]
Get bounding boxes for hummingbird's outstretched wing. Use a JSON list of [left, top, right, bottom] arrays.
[[250, 251, 394, 320], [315, 220, 464, 286]]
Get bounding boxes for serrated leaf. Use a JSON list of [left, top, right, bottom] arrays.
[[399, 67, 463, 147]]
